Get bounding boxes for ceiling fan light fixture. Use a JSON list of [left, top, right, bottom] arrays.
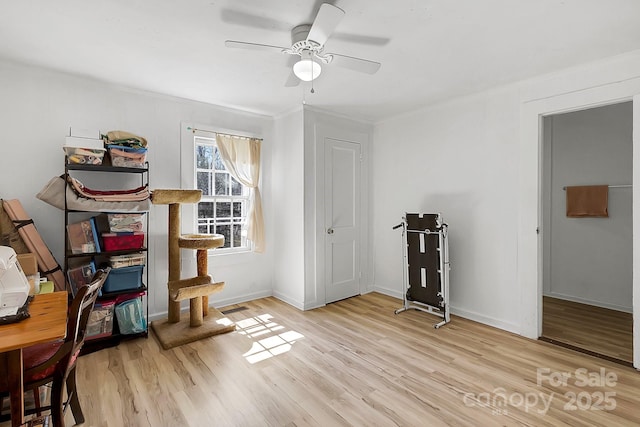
[[293, 58, 322, 81]]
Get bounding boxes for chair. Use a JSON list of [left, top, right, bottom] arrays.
[[0, 268, 110, 426]]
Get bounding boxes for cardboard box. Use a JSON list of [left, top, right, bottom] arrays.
[[16, 253, 37, 276], [17, 253, 38, 295]]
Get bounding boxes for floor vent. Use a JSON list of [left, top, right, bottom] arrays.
[[221, 306, 248, 315]]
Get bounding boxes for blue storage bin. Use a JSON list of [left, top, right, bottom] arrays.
[[103, 265, 143, 293], [115, 297, 146, 334]]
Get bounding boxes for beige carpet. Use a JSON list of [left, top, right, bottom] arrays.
[[151, 308, 236, 350]]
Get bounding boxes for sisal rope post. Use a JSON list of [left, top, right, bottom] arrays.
[[190, 294, 203, 326], [197, 249, 209, 317], [167, 203, 181, 323]]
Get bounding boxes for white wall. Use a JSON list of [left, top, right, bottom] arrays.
[[0, 59, 274, 320], [272, 108, 306, 308], [543, 103, 633, 311], [374, 49, 640, 339], [372, 85, 522, 332]]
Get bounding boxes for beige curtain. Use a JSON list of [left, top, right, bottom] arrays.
[[216, 134, 265, 253]]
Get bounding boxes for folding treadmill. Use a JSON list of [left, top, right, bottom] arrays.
[[393, 213, 450, 328]]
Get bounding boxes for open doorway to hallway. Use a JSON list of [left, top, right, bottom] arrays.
[[540, 101, 633, 365]]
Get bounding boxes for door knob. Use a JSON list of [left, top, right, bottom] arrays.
[[327, 228, 334, 235]]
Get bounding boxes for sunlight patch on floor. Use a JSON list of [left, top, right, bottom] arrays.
[[235, 313, 305, 364], [216, 317, 234, 326]]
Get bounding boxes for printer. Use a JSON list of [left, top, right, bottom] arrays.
[[0, 246, 31, 318]]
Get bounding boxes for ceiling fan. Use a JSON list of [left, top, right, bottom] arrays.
[[224, 3, 382, 86]]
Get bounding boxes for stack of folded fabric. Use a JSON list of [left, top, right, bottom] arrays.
[[67, 176, 150, 202], [102, 131, 148, 168], [102, 130, 147, 149], [36, 175, 151, 213]]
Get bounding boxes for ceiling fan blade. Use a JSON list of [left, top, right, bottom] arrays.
[[286, 55, 298, 68], [331, 32, 391, 46], [328, 53, 381, 74], [284, 71, 300, 87], [225, 40, 287, 54], [307, 3, 345, 47], [220, 9, 291, 32]]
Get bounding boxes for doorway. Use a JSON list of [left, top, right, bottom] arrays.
[[324, 138, 361, 303], [540, 102, 633, 364], [306, 112, 371, 310]]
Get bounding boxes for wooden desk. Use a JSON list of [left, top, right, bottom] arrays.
[[0, 292, 67, 427]]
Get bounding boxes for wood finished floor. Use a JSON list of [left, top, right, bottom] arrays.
[[6, 292, 640, 427], [542, 296, 633, 364]]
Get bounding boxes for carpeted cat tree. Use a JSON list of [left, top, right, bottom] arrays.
[[150, 189, 235, 350]]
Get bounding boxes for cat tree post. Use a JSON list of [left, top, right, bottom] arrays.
[[167, 202, 181, 323], [150, 189, 235, 349], [176, 233, 225, 326]]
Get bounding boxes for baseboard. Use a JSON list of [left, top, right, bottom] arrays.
[[213, 290, 274, 309], [149, 290, 273, 322], [449, 306, 521, 335], [544, 291, 632, 313], [373, 285, 521, 334], [373, 286, 403, 300], [303, 301, 326, 310], [272, 290, 305, 310]]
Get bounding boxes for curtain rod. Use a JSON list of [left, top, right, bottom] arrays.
[[187, 126, 262, 141], [562, 184, 632, 190]]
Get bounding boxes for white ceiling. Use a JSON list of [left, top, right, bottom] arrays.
[[2, 0, 640, 122]]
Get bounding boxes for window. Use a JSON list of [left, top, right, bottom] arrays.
[[195, 135, 249, 252]]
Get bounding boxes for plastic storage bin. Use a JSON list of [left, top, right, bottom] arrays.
[[63, 146, 106, 165], [102, 232, 145, 251], [86, 299, 115, 339], [107, 213, 144, 232], [107, 145, 147, 168], [109, 253, 146, 269], [102, 265, 143, 293], [115, 296, 147, 334]]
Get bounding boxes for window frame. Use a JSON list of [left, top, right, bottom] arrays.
[[181, 123, 261, 256], [194, 136, 250, 253]]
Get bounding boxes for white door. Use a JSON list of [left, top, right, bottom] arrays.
[[324, 138, 361, 303]]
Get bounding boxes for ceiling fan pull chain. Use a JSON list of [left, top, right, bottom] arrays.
[[311, 60, 315, 94]]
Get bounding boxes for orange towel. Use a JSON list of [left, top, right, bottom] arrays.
[[566, 185, 608, 218]]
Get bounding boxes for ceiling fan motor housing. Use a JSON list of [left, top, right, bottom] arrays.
[[289, 24, 331, 63], [291, 24, 312, 45]]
